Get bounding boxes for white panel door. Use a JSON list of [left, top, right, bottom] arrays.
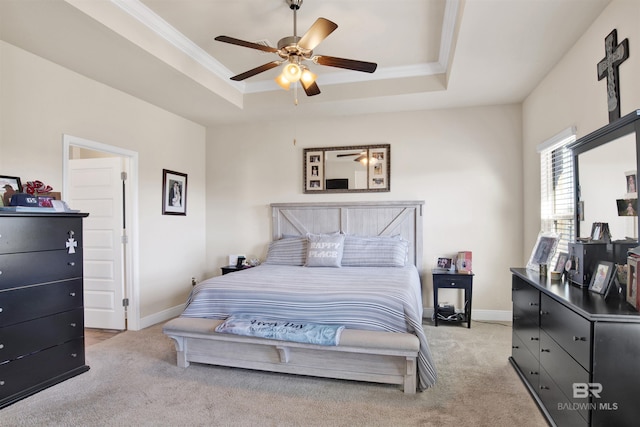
[[69, 157, 126, 330]]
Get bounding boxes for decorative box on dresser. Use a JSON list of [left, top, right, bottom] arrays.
[[0, 212, 90, 409], [510, 268, 640, 427]]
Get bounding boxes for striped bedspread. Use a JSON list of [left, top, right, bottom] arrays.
[[180, 264, 437, 390]]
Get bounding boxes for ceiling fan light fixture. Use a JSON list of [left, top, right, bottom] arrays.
[[275, 73, 292, 90], [300, 68, 317, 89], [283, 62, 302, 82]]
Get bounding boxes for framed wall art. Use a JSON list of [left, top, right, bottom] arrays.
[[162, 169, 187, 216]]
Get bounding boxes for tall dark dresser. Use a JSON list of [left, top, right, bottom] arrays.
[[0, 212, 90, 409]]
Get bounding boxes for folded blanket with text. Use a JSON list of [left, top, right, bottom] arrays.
[[214, 314, 344, 346]]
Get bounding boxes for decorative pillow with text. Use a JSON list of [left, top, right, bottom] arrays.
[[305, 233, 345, 267]]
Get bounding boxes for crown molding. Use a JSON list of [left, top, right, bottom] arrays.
[[108, 0, 458, 94]]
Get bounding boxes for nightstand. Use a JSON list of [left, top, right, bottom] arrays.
[[432, 270, 474, 328], [221, 265, 253, 275]]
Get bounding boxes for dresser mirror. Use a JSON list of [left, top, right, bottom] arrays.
[[570, 110, 640, 241], [303, 144, 390, 193]]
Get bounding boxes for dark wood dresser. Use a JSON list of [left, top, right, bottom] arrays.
[[0, 212, 90, 409], [510, 268, 640, 426]]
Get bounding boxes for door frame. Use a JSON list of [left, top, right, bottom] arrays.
[[62, 134, 141, 331]]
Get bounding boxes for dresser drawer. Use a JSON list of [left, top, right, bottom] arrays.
[[512, 331, 540, 390], [0, 338, 85, 401], [0, 308, 84, 363], [0, 249, 82, 291], [540, 329, 589, 422], [512, 276, 540, 311], [513, 303, 540, 357], [0, 279, 83, 327], [539, 366, 588, 427], [540, 293, 591, 370], [0, 216, 83, 255]]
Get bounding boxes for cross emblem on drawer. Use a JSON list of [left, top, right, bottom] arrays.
[[66, 230, 77, 254]]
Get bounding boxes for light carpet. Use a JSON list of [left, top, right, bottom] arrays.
[[0, 320, 546, 426]]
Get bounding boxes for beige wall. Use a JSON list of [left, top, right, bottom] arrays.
[[206, 105, 523, 318], [0, 41, 207, 327], [522, 0, 640, 256]]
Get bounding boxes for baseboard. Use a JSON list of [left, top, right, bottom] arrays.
[[139, 304, 185, 329], [423, 308, 512, 323]]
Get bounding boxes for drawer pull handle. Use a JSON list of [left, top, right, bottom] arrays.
[[530, 337, 539, 341], [512, 345, 519, 349], [68, 262, 76, 267], [540, 385, 549, 390], [71, 353, 78, 358], [70, 292, 76, 297], [573, 336, 586, 341], [529, 302, 539, 306], [529, 371, 538, 375], [0, 344, 4, 349], [0, 308, 3, 313], [541, 349, 550, 352], [70, 323, 77, 328], [540, 311, 549, 315], [0, 380, 4, 386]]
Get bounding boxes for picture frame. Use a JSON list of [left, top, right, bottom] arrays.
[[37, 191, 61, 208], [590, 222, 610, 241], [437, 257, 453, 270], [588, 261, 615, 295], [627, 256, 639, 310], [625, 170, 637, 198], [526, 232, 559, 272], [554, 252, 569, 273], [162, 169, 187, 216], [616, 198, 638, 217], [0, 175, 22, 207], [305, 150, 324, 191]]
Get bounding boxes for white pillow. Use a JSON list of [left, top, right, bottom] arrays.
[[264, 236, 307, 266], [305, 233, 345, 267], [341, 235, 408, 267]]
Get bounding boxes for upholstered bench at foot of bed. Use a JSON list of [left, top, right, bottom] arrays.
[[162, 317, 420, 394]]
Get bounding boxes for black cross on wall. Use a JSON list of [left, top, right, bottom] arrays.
[[597, 29, 629, 123]]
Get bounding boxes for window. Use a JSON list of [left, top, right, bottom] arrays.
[[538, 127, 576, 268]]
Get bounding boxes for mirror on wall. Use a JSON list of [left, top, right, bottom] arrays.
[[571, 110, 640, 241], [303, 144, 390, 193]]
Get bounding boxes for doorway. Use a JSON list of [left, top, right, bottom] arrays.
[[63, 134, 140, 331]]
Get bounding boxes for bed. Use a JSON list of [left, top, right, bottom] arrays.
[[163, 201, 436, 392]]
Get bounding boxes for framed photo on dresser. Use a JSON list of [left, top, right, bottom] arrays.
[[589, 261, 614, 295]]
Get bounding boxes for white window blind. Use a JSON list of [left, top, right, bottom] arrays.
[[538, 128, 576, 268]]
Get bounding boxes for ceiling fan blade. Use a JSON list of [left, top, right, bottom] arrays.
[[230, 61, 281, 81], [302, 81, 321, 96], [315, 55, 377, 73], [298, 18, 338, 51], [215, 35, 278, 53]]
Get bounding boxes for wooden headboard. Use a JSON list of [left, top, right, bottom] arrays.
[[271, 201, 424, 271]]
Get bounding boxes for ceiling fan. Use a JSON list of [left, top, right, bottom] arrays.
[[214, 0, 377, 97]]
